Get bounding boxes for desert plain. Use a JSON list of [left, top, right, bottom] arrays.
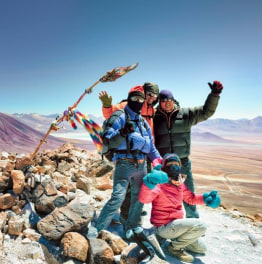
[[190, 133, 262, 217]]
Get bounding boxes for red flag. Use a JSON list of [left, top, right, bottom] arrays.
[[99, 62, 139, 82]]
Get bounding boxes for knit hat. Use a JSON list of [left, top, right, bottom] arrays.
[[128, 85, 145, 99], [159, 89, 175, 101], [143, 82, 159, 95]]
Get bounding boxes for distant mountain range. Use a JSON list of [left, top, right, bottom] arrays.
[[10, 113, 105, 134], [1, 112, 261, 154], [0, 113, 95, 154], [10, 113, 262, 134], [193, 116, 262, 133], [0, 113, 66, 154]]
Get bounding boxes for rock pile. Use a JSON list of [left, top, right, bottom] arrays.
[[0, 143, 160, 264]]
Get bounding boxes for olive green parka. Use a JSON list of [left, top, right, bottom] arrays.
[[153, 93, 220, 158]]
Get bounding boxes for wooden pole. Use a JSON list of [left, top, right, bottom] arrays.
[[30, 63, 138, 159], [30, 81, 101, 160], [30, 126, 53, 160]]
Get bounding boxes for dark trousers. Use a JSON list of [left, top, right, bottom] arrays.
[[181, 157, 199, 218], [120, 157, 152, 221]]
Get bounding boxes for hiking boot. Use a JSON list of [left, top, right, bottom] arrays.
[[167, 245, 194, 263], [185, 239, 207, 254]]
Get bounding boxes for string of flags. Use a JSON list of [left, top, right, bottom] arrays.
[[31, 62, 139, 159]]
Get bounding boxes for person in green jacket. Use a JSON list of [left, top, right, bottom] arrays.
[[153, 81, 223, 218]]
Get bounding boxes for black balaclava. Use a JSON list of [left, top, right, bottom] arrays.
[[127, 86, 145, 114], [162, 153, 181, 181]]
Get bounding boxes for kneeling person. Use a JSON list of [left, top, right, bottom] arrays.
[[139, 153, 221, 263]]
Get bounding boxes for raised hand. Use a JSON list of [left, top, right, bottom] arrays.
[[203, 190, 221, 208], [99, 91, 112, 107], [208, 81, 223, 96], [143, 169, 169, 189]]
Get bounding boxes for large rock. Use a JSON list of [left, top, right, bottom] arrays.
[[0, 193, 16, 209], [88, 161, 114, 177], [8, 215, 25, 236], [15, 156, 33, 170], [23, 228, 41, 241], [35, 191, 68, 214], [98, 230, 128, 255], [61, 232, 88, 262], [37, 192, 94, 240], [11, 170, 25, 194], [88, 238, 114, 264], [76, 177, 91, 194]]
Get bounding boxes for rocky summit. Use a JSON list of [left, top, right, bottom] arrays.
[[0, 143, 132, 263], [0, 143, 261, 264]]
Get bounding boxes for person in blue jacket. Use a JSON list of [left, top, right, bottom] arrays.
[[95, 85, 162, 233]]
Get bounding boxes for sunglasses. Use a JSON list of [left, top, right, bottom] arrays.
[[130, 96, 145, 103], [146, 92, 158, 98], [160, 98, 173, 102]]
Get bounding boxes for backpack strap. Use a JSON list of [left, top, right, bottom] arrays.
[[123, 108, 131, 155]]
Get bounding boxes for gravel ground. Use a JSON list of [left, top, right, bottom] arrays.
[[1, 205, 262, 264]]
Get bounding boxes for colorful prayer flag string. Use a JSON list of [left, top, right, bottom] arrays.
[[31, 62, 138, 159], [72, 110, 103, 154]]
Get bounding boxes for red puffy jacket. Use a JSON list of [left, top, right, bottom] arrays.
[[139, 183, 204, 227]]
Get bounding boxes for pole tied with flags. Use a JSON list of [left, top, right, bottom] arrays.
[[31, 62, 139, 159]]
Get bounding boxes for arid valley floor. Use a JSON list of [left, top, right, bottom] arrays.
[[191, 134, 262, 217]]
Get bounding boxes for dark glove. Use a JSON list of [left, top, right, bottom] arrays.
[[143, 169, 169, 189], [99, 91, 112, 107], [119, 121, 135, 136], [208, 81, 223, 96], [203, 190, 221, 208]]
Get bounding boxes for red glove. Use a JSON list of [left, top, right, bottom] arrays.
[[208, 81, 223, 96]]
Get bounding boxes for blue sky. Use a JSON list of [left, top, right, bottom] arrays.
[[0, 0, 261, 119]]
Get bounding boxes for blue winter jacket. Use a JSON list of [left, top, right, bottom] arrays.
[[104, 105, 161, 162]]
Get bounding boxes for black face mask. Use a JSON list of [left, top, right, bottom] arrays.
[[162, 164, 181, 181], [128, 99, 144, 113]]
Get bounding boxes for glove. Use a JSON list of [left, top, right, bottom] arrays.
[[99, 91, 112, 107], [208, 81, 223, 96], [154, 164, 162, 171], [143, 169, 169, 189], [119, 121, 135, 137], [203, 190, 221, 208]]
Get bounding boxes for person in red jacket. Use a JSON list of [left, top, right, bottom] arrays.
[[139, 153, 221, 263]]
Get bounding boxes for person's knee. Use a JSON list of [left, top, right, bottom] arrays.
[[196, 221, 207, 235], [108, 193, 125, 208]]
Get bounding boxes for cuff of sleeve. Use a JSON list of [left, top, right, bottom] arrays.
[[152, 158, 163, 168]]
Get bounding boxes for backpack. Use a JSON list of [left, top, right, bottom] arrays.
[[101, 109, 129, 161], [101, 109, 149, 161]]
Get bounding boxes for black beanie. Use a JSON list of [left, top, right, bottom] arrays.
[[143, 82, 159, 95]]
